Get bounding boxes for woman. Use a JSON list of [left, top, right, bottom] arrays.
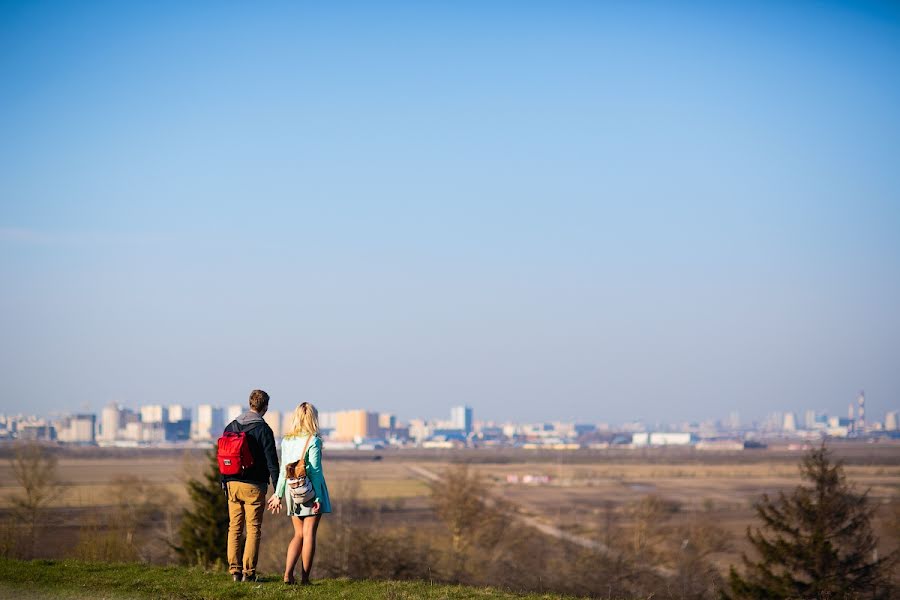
[[267, 401, 332, 584]]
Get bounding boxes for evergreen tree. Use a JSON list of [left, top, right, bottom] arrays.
[[174, 448, 229, 567], [725, 443, 895, 599]]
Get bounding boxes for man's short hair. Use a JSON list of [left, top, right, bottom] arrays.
[[249, 389, 270, 412]]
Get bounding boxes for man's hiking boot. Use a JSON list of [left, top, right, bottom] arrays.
[[232, 573, 243, 582]]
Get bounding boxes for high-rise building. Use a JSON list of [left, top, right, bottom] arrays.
[[141, 423, 166, 443], [282, 411, 294, 436], [334, 410, 378, 441], [57, 414, 96, 443], [194, 405, 224, 440], [408, 418, 431, 442], [226, 404, 242, 424], [168, 404, 190, 423], [804, 409, 817, 430], [164, 419, 191, 442], [140, 404, 168, 424], [782, 412, 797, 432], [122, 421, 143, 442], [856, 391, 866, 432], [763, 412, 783, 432], [264, 410, 282, 438], [319, 411, 337, 430], [885, 411, 898, 431], [18, 423, 56, 441], [378, 413, 396, 437], [99, 403, 121, 441], [121, 407, 139, 427], [806, 411, 828, 430], [450, 406, 473, 435]]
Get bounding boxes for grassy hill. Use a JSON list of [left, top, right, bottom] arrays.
[[0, 559, 583, 600]]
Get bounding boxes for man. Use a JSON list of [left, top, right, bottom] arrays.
[[222, 389, 280, 582]]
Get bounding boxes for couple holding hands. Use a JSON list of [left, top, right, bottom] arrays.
[[221, 390, 332, 585]]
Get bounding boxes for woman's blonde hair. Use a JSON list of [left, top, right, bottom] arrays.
[[285, 402, 319, 438]]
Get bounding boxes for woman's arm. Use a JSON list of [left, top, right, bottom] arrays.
[[307, 437, 325, 503], [274, 439, 288, 499]]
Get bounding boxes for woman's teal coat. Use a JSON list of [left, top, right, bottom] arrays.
[[275, 434, 332, 516]]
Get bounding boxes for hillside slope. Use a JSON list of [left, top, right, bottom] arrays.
[[0, 559, 584, 600]]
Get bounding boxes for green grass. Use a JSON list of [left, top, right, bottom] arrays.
[[0, 559, 581, 600]]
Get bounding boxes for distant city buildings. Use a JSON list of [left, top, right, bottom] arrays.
[[408, 418, 430, 443], [17, 422, 56, 442], [886, 411, 898, 431], [140, 405, 167, 425], [168, 404, 190, 423], [264, 410, 282, 438], [378, 413, 396, 438], [632, 432, 694, 447], [99, 404, 120, 442], [334, 410, 379, 442], [281, 411, 294, 436], [827, 415, 853, 438], [856, 391, 866, 432], [0, 392, 897, 449], [56, 414, 96, 444], [804, 409, 827, 430], [226, 404, 242, 424], [318, 411, 337, 434], [783, 412, 797, 432], [450, 405, 473, 435], [193, 404, 224, 441]]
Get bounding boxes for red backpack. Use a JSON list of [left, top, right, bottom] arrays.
[[217, 428, 255, 476]]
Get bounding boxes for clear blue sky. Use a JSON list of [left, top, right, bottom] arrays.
[[1, 1, 898, 424]]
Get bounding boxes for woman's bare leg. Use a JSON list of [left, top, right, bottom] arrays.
[[299, 514, 321, 584], [283, 516, 304, 583]]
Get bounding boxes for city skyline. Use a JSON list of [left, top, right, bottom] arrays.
[[4, 393, 898, 433], [2, 2, 899, 423], [3, 380, 894, 425], [5, 396, 898, 448]]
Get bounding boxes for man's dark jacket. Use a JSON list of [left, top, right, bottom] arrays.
[[222, 410, 279, 491]]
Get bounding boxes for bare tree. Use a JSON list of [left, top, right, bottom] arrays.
[[430, 462, 487, 580], [8, 442, 58, 557], [309, 478, 434, 581], [327, 478, 364, 577], [668, 502, 732, 599], [626, 494, 672, 560], [72, 475, 170, 563], [601, 499, 618, 550]]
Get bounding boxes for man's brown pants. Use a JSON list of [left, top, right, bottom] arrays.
[[226, 481, 265, 577]]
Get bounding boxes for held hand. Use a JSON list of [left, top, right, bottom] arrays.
[[267, 495, 282, 514]]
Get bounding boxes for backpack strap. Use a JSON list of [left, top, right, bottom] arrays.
[[297, 435, 314, 477]]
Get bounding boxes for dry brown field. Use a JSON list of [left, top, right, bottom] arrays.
[[1, 442, 898, 575], [462, 453, 900, 569]]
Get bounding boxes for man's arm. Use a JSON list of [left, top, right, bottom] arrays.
[[261, 425, 280, 491]]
